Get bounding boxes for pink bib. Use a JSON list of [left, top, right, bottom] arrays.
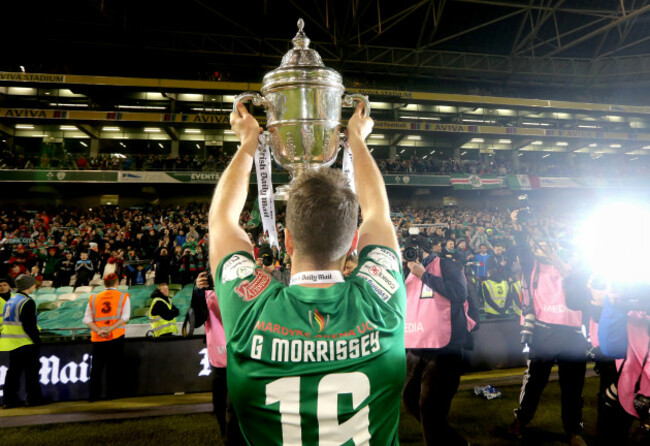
[[205, 290, 228, 368], [405, 257, 475, 349], [531, 262, 582, 327]]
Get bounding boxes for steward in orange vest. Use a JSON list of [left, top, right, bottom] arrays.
[[83, 273, 130, 401]]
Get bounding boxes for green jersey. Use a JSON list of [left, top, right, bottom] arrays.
[[215, 245, 406, 445]]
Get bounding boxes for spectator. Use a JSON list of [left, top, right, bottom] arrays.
[[74, 252, 94, 287]]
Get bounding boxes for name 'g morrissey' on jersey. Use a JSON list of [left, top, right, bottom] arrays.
[[215, 244, 406, 446]]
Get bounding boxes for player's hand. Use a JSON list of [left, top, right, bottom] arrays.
[[230, 102, 261, 148], [407, 261, 425, 278], [510, 210, 519, 223], [346, 102, 373, 143], [196, 271, 210, 289]]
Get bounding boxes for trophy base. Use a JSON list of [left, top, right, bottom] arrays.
[[274, 184, 291, 201]]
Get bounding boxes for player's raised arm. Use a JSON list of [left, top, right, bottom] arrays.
[[208, 103, 259, 273], [347, 103, 399, 253]]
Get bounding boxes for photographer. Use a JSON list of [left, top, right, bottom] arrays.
[[255, 246, 290, 286], [508, 210, 589, 446], [403, 240, 477, 446], [597, 291, 650, 445]]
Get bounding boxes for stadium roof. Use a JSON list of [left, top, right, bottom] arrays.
[[2, 0, 650, 88]]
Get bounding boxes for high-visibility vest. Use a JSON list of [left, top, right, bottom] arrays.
[[510, 281, 523, 316], [148, 297, 178, 337], [89, 289, 128, 342], [0, 293, 35, 351], [483, 279, 509, 315], [0, 294, 10, 332]]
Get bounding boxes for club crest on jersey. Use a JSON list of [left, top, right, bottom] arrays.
[[235, 269, 271, 301], [308, 308, 330, 333]]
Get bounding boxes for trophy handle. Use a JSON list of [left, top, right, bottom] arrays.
[[342, 93, 371, 118], [233, 92, 270, 116]]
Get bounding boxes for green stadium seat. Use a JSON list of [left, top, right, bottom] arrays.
[[33, 293, 57, 304], [36, 287, 55, 294], [56, 286, 74, 294], [93, 286, 106, 292], [169, 284, 182, 292], [133, 307, 150, 318], [117, 285, 129, 292], [38, 301, 61, 312]]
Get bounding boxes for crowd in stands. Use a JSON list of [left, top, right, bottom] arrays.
[[0, 202, 577, 327], [2, 147, 649, 178]]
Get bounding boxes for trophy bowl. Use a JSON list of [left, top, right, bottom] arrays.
[[233, 19, 370, 199]]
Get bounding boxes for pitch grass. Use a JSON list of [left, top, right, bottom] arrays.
[[0, 377, 599, 446]]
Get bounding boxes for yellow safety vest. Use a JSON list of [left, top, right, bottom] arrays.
[[149, 297, 178, 337], [0, 293, 35, 351], [0, 294, 9, 332], [483, 280, 509, 315], [510, 281, 523, 316]]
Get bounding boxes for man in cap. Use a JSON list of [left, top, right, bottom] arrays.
[[0, 274, 47, 408]]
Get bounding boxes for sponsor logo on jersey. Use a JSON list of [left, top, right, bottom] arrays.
[[358, 263, 399, 301], [308, 308, 330, 333], [235, 269, 272, 301], [367, 247, 400, 271], [221, 254, 256, 284]]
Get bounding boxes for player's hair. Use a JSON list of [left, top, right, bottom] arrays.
[[286, 168, 358, 267]]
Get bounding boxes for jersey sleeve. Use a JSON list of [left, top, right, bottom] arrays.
[[214, 251, 283, 338], [350, 245, 406, 313]]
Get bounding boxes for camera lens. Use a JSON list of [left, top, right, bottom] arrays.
[[404, 247, 418, 262]]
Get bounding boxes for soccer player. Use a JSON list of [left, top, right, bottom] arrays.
[[208, 102, 405, 445]]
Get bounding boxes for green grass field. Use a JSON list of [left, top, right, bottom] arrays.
[[0, 378, 602, 446]]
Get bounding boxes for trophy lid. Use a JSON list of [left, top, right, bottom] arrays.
[[262, 18, 342, 93], [279, 18, 325, 67]]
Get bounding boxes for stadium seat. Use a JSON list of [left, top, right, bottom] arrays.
[[169, 284, 182, 292], [134, 307, 150, 318], [93, 286, 106, 293], [117, 285, 129, 292], [58, 293, 79, 302], [56, 286, 74, 294], [36, 287, 55, 294], [40, 280, 53, 288], [33, 293, 57, 304], [38, 301, 61, 312], [89, 278, 103, 286], [74, 286, 93, 293]]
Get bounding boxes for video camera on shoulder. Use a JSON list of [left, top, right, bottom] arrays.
[[403, 227, 425, 262]]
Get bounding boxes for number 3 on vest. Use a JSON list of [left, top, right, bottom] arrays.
[[265, 372, 371, 445]]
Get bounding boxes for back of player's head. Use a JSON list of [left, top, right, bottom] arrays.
[[286, 169, 359, 266]]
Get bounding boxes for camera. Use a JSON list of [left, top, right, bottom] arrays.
[[403, 246, 420, 263], [262, 254, 274, 267], [634, 393, 650, 420], [516, 194, 532, 223], [403, 227, 423, 262]]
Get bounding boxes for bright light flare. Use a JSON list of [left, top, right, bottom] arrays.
[[576, 202, 650, 284]]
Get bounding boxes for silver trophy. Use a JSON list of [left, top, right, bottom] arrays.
[[233, 18, 370, 200]]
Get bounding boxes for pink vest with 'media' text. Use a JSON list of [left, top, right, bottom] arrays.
[[616, 312, 650, 418], [205, 290, 227, 368], [405, 257, 475, 349], [530, 261, 582, 327]]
